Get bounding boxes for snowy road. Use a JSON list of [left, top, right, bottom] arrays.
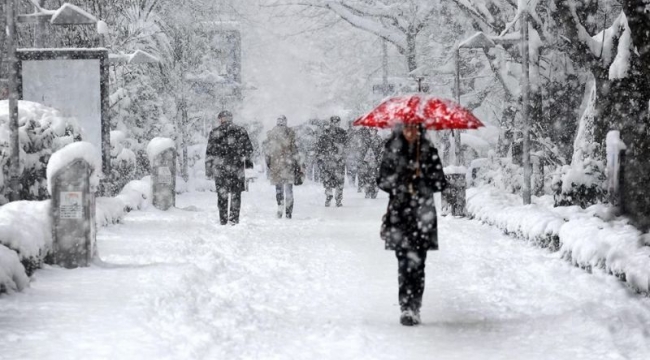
[[2, 182, 650, 360]]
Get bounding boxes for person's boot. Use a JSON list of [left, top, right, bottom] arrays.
[[400, 309, 418, 326], [277, 203, 284, 218], [336, 199, 343, 207], [325, 195, 333, 207]]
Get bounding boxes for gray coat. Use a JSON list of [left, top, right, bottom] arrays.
[[264, 125, 300, 185]]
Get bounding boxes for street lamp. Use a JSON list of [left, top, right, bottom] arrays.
[[5, 1, 98, 201]]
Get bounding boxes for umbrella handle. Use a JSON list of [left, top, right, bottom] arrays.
[[415, 136, 421, 178]]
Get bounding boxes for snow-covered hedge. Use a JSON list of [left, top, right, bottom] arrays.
[[470, 151, 524, 194], [96, 179, 151, 227], [0, 245, 29, 294], [0, 100, 82, 204], [0, 178, 151, 294], [467, 186, 650, 294], [0, 200, 52, 276]]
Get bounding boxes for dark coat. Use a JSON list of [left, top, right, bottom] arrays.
[[377, 132, 447, 251], [315, 126, 348, 188], [358, 129, 384, 183], [206, 122, 254, 193]]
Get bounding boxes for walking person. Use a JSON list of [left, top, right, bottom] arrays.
[[377, 123, 447, 326], [344, 120, 362, 191], [264, 115, 303, 219], [358, 128, 383, 199], [315, 115, 348, 207], [205, 110, 254, 225]]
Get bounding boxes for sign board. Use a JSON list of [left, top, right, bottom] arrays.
[[16, 49, 110, 176], [158, 166, 172, 184], [59, 191, 83, 219]]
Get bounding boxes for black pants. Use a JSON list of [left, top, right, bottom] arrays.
[[275, 183, 294, 216], [217, 189, 241, 225], [396, 249, 427, 312]]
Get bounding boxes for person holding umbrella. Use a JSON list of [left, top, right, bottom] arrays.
[[377, 123, 446, 326], [355, 94, 484, 326]]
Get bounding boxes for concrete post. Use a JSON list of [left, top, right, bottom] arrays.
[[606, 131, 627, 208], [50, 159, 96, 268], [151, 148, 176, 210], [442, 168, 467, 217]]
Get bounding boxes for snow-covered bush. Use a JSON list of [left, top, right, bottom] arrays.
[[0, 245, 29, 294], [96, 178, 151, 227], [109, 131, 137, 196], [551, 161, 607, 208], [551, 85, 607, 208], [0, 200, 52, 276], [469, 151, 523, 194], [0, 101, 82, 204]]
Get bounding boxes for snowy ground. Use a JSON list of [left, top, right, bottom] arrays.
[[1, 181, 650, 360]]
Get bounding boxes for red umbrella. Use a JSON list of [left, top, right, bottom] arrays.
[[353, 94, 484, 130]]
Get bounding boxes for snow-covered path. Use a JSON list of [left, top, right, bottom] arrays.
[[2, 182, 650, 360]]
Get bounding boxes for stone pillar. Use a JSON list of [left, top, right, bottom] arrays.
[[606, 131, 627, 209], [151, 148, 176, 210], [50, 159, 96, 268], [442, 169, 467, 217]]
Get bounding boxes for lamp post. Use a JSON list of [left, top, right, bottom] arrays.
[[6, 0, 20, 201], [520, 12, 532, 205], [5, 1, 98, 202]]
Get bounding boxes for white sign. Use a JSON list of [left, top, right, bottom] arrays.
[[158, 167, 172, 184], [60, 191, 83, 219], [22, 59, 102, 155]]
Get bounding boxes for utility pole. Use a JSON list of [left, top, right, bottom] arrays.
[[381, 39, 388, 96], [7, 0, 21, 201], [181, 100, 189, 182], [33, 0, 45, 47], [453, 45, 462, 166], [521, 12, 532, 205]]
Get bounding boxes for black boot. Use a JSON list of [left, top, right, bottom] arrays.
[[325, 195, 333, 207], [400, 309, 418, 326]]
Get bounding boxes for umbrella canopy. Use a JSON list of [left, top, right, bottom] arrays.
[[353, 94, 484, 130]]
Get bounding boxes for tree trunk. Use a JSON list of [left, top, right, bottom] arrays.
[[406, 32, 417, 73]]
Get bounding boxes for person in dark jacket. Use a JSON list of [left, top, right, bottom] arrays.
[[358, 128, 383, 199], [315, 115, 348, 207], [377, 123, 447, 326], [344, 120, 363, 191], [205, 110, 254, 225]]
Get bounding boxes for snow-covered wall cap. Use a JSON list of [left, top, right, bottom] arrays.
[[444, 165, 468, 175], [147, 137, 176, 164], [46, 142, 102, 195]]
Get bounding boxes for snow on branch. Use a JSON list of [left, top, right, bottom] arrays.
[[278, 0, 407, 50], [323, 1, 407, 49], [590, 12, 632, 80], [450, 0, 500, 33]]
